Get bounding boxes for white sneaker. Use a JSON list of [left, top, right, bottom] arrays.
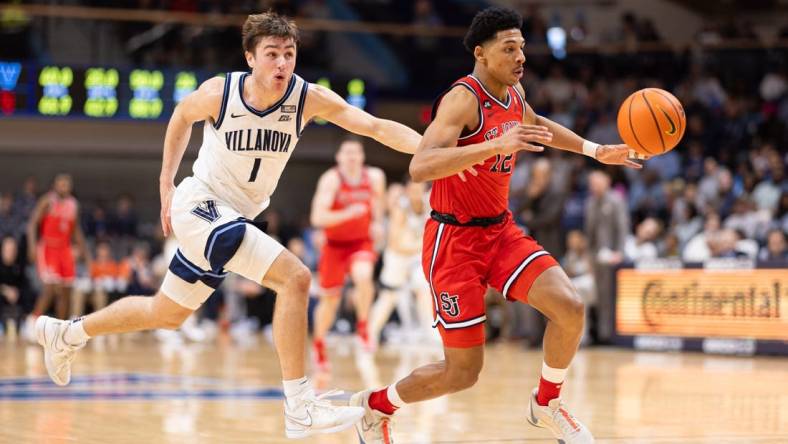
[[527, 388, 594, 444], [35, 316, 86, 386], [21, 315, 37, 343], [154, 328, 184, 344], [284, 388, 365, 439], [349, 390, 394, 444]]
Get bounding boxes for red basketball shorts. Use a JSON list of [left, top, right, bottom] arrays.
[[318, 238, 377, 291], [421, 217, 558, 348], [37, 243, 76, 285]]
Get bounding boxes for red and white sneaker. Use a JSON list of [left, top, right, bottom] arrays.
[[349, 390, 394, 444], [312, 339, 331, 373], [527, 388, 594, 444]]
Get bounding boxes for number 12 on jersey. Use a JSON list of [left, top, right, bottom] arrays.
[[490, 154, 513, 173], [248, 158, 261, 182]]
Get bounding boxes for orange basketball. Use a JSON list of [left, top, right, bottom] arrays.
[[617, 88, 686, 156]]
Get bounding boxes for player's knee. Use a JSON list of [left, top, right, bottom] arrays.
[[151, 292, 192, 329], [320, 290, 342, 305], [556, 289, 585, 330], [351, 265, 374, 286], [286, 263, 311, 296], [446, 361, 483, 392], [158, 311, 188, 330], [446, 367, 480, 392]]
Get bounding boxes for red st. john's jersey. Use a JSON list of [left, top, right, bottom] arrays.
[[324, 167, 373, 242], [40, 192, 77, 248], [429, 74, 526, 222]]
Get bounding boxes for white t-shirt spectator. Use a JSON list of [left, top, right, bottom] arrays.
[[624, 235, 659, 262], [752, 180, 782, 213], [683, 232, 712, 262], [759, 72, 787, 102]]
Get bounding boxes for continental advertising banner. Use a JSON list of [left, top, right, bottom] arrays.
[[616, 268, 787, 341]]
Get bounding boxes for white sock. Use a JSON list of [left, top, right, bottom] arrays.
[[541, 362, 568, 383], [283, 376, 310, 399], [387, 383, 404, 408], [64, 318, 90, 345]]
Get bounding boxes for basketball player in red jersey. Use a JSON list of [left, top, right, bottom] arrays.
[[25, 174, 90, 327], [310, 137, 385, 371], [351, 8, 642, 444]]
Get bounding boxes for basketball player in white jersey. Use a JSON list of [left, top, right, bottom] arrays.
[[368, 179, 434, 347], [33, 12, 421, 439]]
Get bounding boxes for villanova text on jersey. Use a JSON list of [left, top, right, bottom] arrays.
[[224, 129, 292, 153]]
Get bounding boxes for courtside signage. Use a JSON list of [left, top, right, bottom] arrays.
[[616, 268, 787, 340]]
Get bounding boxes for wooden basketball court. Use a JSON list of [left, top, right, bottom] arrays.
[[1, 335, 786, 443]]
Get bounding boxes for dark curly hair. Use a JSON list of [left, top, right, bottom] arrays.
[[463, 7, 523, 53]]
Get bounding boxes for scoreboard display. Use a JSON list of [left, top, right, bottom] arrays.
[[0, 61, 29, 116], [0, 61, 370, 121], [84, 67, 119, 117]]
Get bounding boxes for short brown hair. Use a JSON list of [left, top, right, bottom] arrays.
[[340, 134, 365, 146], [242, 12, 299, 53]]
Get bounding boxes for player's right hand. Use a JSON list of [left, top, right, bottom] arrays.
[[494, 125, 552, 155], [27, 247, 36, 264], [160, 183, 176, 237], [344, 203, 369, 219]]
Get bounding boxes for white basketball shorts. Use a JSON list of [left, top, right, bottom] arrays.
[[161, 177, 284, 310], [379, 249, 429, 292]]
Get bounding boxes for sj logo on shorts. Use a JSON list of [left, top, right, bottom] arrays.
[[439, 292, 461, 318]]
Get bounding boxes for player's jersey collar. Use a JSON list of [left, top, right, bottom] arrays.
[[238, 73, 297, 118], [468, 74, 511, 109]]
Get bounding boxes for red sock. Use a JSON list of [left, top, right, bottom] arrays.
[[313, 339, 326, 358], [537, 377, 563, 406], [356, 320, 368, 341], [368, 387, 398, 415]]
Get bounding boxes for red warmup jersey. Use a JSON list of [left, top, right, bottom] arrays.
[[39, 192, 77, 248], [323, 167, 373, 242], [430, 74, 526, 222]]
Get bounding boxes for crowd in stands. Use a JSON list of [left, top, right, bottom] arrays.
[[1, 2, 787, 345], [6, 1, 788, 98]]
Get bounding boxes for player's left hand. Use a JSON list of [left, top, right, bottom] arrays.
[[160, 182, 176, 237], [596, 144, 648, 169], [457, 161, 486, 181], [370, 221, 385, 246]]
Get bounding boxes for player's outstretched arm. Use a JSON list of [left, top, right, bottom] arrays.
[[25, 196, 49, 264], [159, 76, 223, 236], [410, 87, 550, 182], [369, 167, 387, 243], [304, 84, 421, 154], [518, 86, 643, 169]]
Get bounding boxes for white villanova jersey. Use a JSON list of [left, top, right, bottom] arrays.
[[192, 71, 309, 218]]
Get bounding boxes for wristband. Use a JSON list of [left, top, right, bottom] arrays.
[[582, 140, 599, 158]]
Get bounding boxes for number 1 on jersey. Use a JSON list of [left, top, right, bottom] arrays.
[[248, 158, 261, 182]]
